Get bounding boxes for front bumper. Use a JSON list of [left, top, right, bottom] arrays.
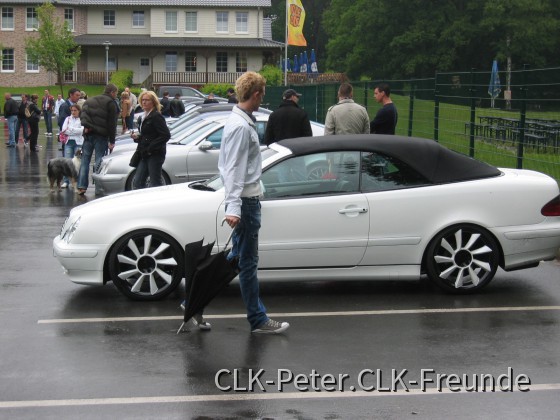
[[52, 235, 107, 285], [92, 173, 128, 196]]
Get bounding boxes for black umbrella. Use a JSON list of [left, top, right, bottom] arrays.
[[177, 231, 238, 333]]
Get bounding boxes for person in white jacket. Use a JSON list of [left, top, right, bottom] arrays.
[[60, 104, 84, 188]]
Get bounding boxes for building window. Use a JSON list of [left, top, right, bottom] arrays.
[[140, 58, 149, 66], [236, 12, 248, 33], [26, 54, 39, 72], [165, 52, 177, 72], [1, 7, 14, 30], [26, 7, 38, 30], [104, 10, 115, 27], [216, 12, 228, 33], [185, 11, 197, 32], [185, 51, 197, 72], [108, 57, 117, 71], [216, 52, 228, 72], [132, 11, 144, 27], [236, 52, 247, 72], [64, 8, 74, 31], [1, 48, 14, 72], [165, 11, 177, 32]]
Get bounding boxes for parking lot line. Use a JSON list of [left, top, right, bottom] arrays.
[[0, 383, 559, 409], [37, 305, 560, 324]]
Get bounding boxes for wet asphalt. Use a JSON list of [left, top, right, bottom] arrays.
[[0, 121, 559, 419]]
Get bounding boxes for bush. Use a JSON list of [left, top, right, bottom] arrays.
[[109, 70, 134, 92], [259, 65, 283, 87], [199, 83, 234, 98]]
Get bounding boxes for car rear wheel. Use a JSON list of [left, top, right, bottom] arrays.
[[425, 224, 499, 294], [125, 170, 171, 191], [108, 229, 184, 301]]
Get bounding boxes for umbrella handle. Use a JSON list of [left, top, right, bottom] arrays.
[[221, 218, 235, 249]]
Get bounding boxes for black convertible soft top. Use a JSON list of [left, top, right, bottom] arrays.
[[277, 134, 501, 184]]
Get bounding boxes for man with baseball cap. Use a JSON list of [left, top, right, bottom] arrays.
[[264, 88, 312, 146]]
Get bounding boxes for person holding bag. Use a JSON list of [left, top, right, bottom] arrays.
[[130, 90, 170, 189], [60, 104, 85, 188], [26, 94, 42, 152]]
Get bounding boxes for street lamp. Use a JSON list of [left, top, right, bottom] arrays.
[[103, 41, 111, 85]]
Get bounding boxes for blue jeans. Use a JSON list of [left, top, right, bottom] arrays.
[[15, 118, 29, 142], [63, 140, 81, 184], [6, 115, 17, 145], [132, 154, 165, 189], [78, 134, 108, 190], [229, 197, 268, 329], [44, 110, 53, 133]]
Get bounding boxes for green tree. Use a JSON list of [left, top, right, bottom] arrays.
[[324, 0, 560, 79], [25, 2, 81, 96]]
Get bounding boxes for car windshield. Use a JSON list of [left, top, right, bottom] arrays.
[[194, 148, 280, 192], [177, 122, 221, 145]]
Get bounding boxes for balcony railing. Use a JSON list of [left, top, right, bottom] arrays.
[[62, 71, 347, 87]]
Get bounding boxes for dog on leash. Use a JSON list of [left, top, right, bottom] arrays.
[[47, 149, 82, 192]]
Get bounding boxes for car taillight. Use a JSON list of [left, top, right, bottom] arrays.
[[541, 195, 560, 216]]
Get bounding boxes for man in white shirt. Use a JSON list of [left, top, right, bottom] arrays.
[[218, 72, 289, 335]]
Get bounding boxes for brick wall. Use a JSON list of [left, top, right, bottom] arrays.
[[1, 5, 86, 88]]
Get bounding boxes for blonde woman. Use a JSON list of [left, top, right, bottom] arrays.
[[120, 92, 132, 134], [130, 91, 171, 189]]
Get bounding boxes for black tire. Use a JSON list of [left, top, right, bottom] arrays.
[[425, 224, 500, 294], [108, 229, 184, 301], [125, 170, 170, 191]]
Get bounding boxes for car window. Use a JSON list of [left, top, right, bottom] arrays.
[[206, 127, 224, 149], [360, 152, 430, 192], [256, 122, 266, 144], [261, 151, 361, 199]]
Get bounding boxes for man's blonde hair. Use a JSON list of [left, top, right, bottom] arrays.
[[235, 71, 266, 103]]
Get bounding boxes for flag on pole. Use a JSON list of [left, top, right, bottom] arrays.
[[288, 0, 307, 46], [310, 49, 318, 73], [488, 60, 501, 108]]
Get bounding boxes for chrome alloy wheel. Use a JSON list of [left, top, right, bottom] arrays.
[[109, 230, 183, 300], [426, 225, 499, 293]]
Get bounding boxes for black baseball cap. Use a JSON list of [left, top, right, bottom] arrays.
[[283, 89, 302, 99]]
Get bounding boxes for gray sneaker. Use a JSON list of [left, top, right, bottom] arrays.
[[192, 313, 211, 331], [252, 319, 290, 334]]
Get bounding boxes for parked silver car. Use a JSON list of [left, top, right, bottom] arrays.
[[92, 111, 325, 195]]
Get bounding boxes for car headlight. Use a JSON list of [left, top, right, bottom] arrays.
[[99, 158, 111, 175], [60, 216, 81, 243]]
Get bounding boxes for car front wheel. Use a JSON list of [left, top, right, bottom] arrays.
[[108, 229, 184, 300], [425, 224, 500, 294]]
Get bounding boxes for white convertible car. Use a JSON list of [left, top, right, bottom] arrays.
[[53, 135, 560, 300]]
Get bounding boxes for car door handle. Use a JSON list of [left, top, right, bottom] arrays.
[[338, 208, 368, 214]]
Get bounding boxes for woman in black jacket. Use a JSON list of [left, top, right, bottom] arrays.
[[26, 94, 42, 152], [130, 91, 171, 189]]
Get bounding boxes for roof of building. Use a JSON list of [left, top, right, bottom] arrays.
[[0, 0, 271, 6], [74, 34, 283, 49]]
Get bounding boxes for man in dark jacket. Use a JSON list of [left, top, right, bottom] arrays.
[[77, 84, 119, 195], [160, 91, 171, 117], [15, 95, 30, 145], [3, 93, 19, 147], [264, 89, 312, 146], [169, 93, 185, 117]]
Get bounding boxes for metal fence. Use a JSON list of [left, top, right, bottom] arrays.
[[266, 67, 560, 182]]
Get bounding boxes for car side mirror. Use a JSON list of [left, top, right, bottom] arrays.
[[198, 140, 214, 151]]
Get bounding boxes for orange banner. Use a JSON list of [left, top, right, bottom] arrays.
[[288, 0, 307, 46]]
